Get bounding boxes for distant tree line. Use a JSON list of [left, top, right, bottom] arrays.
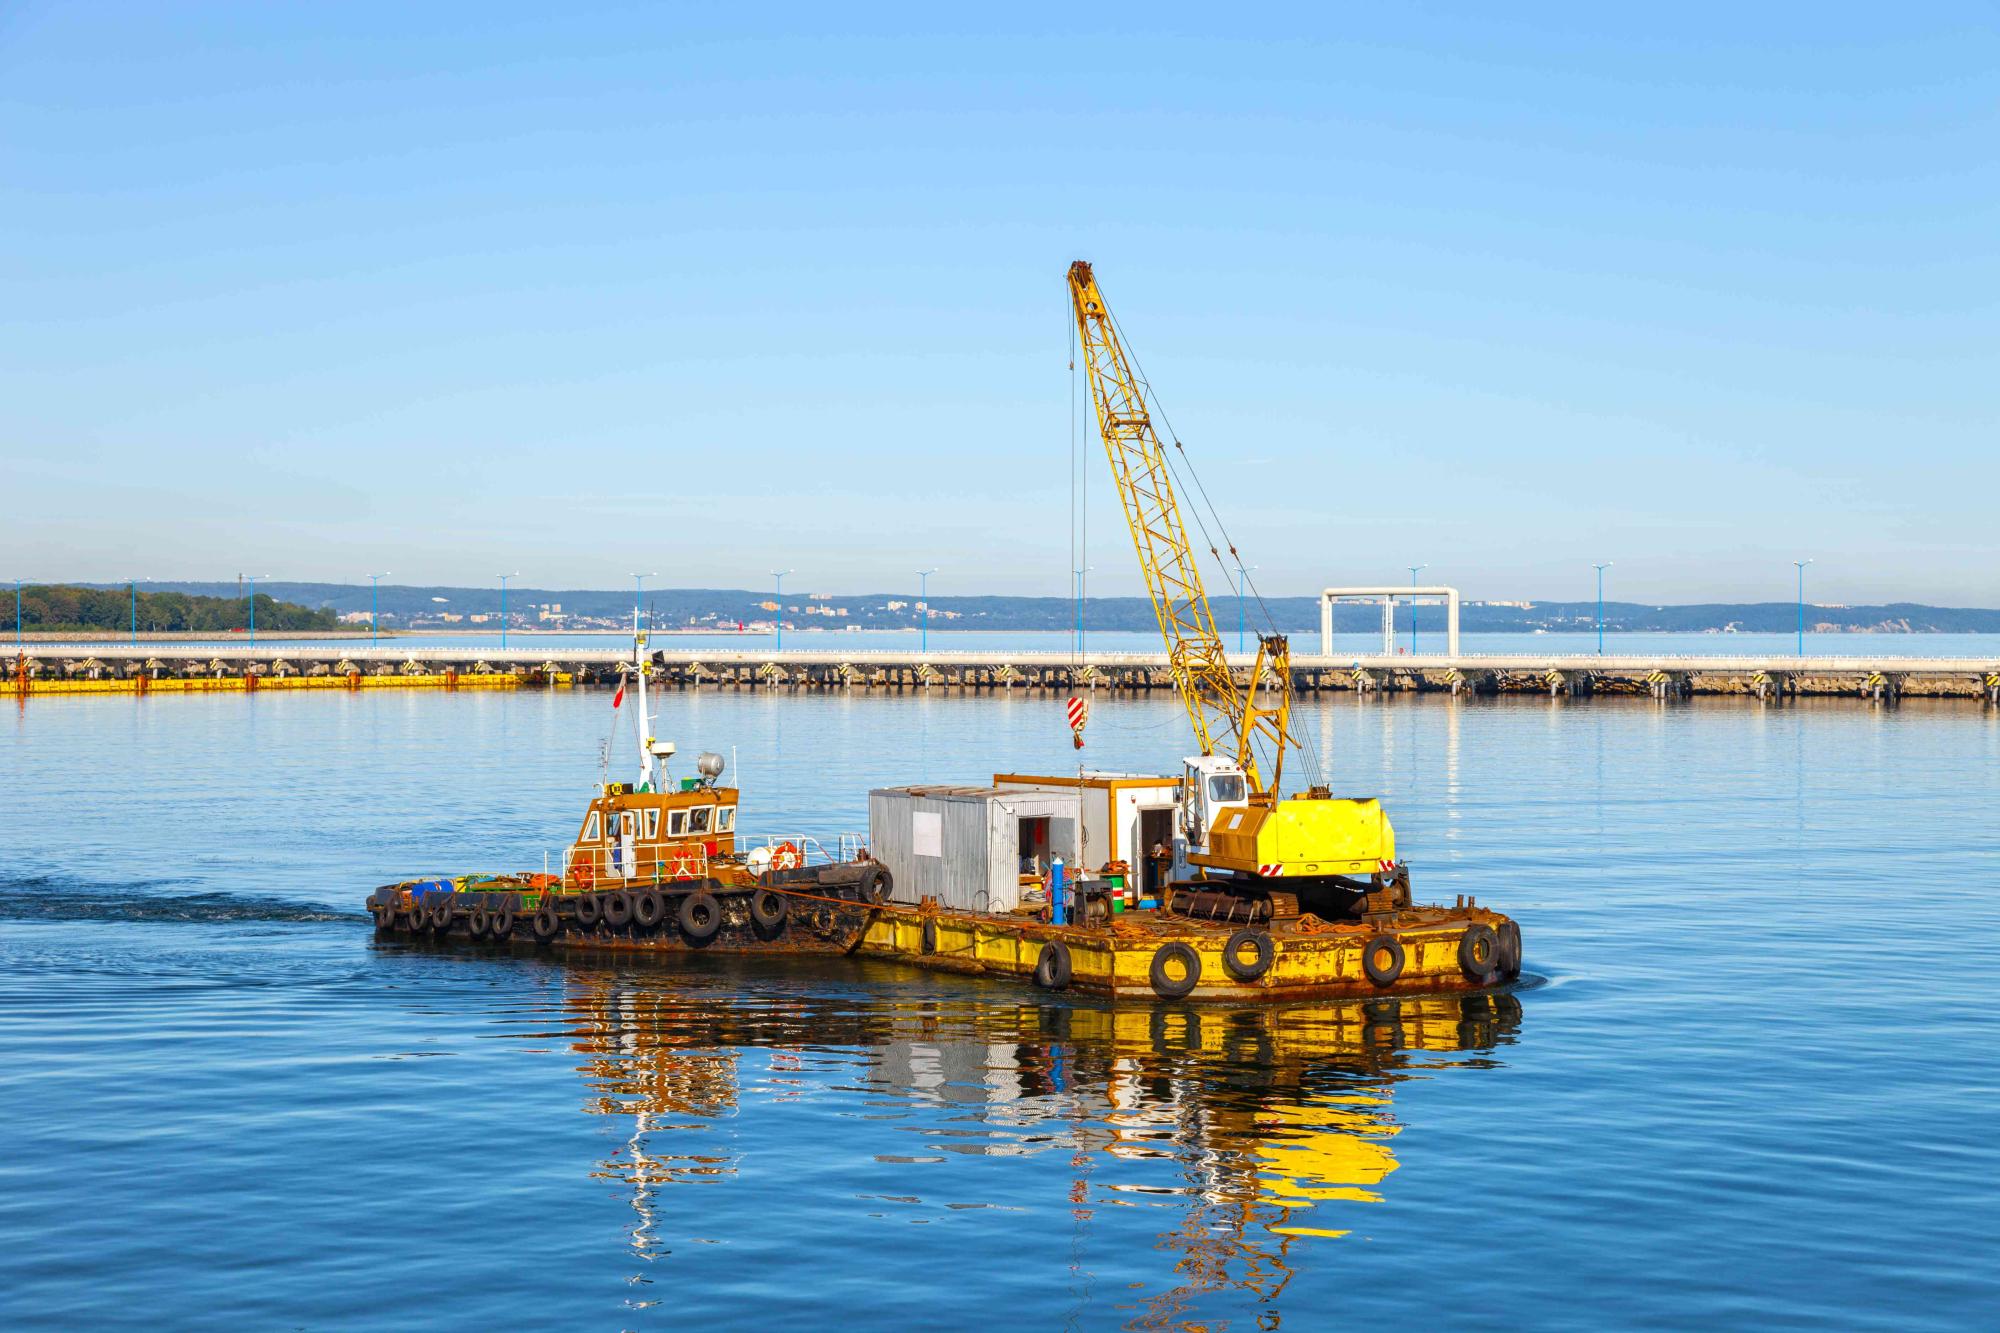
[[13, 584, 341, 633]]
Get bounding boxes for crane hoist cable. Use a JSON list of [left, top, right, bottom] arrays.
[[1066, 260, 1321, 795]]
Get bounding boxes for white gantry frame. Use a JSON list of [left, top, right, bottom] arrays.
[[1321, 586, 1461, 657]]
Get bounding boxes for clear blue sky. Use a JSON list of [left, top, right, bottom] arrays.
[[2, 3, 1994, 605]]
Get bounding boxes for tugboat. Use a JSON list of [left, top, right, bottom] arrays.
[[365, 620, 895, 955]]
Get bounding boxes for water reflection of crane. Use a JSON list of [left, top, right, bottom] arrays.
[[559, 968, 1521, 1322]]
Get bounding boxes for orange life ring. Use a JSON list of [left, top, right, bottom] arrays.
[[672, 854, 700, 880], [770, 841, 801, 872]]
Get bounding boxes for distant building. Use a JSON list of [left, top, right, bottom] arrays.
[[337, 611, 372, 624]]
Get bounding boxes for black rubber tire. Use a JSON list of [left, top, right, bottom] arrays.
[[633, 889, 666, 931], [1149, 942, 1201, 999], [1033, 941, 1073, 990], [575, 893, 602, 928], [750, 889, 787, 933], [809, 905, 837, 935], [488, 908, 514, 941], [1459, 924, 1500, 979], [678, 891, 722, 942], [1497, 920, 1522, 978], [371, 903, 393, 929], [429, 899, 453, 934], [1221, 929, 1275, 982], [602, 891, 634, 929], [1362, 935, 1406, 987], [468, 907, 490, 939], [854, 865, 892, 905], [531, 905, 562, 943], [920, 918, 938, 955]]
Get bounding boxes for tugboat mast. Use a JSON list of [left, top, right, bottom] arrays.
[[632, 607, 657, 792]]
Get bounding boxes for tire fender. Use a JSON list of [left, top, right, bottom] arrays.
[[1149, 942, 1201, 999], [1033, 940, 1073, 990], [1362, 935, 1406, 987], [1220, 929, 1275, 982], [678, 890, 722, 942], [1458, 924, 1500, 979], [750, 889, 787, 933]]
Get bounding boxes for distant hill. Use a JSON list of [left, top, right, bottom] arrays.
[[59, 582, 2000, 635], [17, 584, 338, 634]]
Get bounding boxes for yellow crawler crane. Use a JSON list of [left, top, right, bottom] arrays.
[[1066, 260, 1399, 907]]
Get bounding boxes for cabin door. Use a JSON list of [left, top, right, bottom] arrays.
[[1138, 807, 1175, 897], [618, 811, 637, 879]]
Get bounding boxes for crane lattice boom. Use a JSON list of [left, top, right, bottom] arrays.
[[1066, 260, 1293, 795]]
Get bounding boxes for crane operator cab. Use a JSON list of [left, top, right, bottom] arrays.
[[1179, 755, 1251, 860]]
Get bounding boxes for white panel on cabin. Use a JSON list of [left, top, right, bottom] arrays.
[[912, 811, 942, 859]]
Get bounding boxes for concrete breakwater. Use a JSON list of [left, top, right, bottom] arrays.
[[11, 643, 2000, 704]]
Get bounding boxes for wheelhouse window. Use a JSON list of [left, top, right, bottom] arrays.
[[688, 805, 713, 835], [668, 809, 689, 838], [583, 812, 601, 842], [716, 806, 736, 833], [643, 809, 660, 839], [1208, 774, 1246, 804]]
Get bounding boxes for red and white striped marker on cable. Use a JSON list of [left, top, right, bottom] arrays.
[[1066, 695, 1089, 749]]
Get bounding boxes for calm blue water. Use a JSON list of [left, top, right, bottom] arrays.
[[3, 688, 1998, 1328]]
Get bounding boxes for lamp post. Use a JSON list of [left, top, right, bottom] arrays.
[[1407, 565, 1427, 654], [1234, 563, 1258, 653], [1593, 562, 1613, 655], [1070, 565, 1093, 656], [632, 572, 657, 629], [498, 573, 520, 651], [918, 569, 937, 654], [129, 578, 140, 646], [771, 570, 792, 651], [1794, 559, 1813, 657], [369, 572, 389, 646], [246, 574, 271, 645]]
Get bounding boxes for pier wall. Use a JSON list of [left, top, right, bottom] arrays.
[[10, 645, 1999, 705]]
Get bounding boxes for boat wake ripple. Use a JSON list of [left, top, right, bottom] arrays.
[[0, 874, 361, 925]]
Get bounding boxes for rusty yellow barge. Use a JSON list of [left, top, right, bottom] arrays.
[[364, 664, 1520, 1004]]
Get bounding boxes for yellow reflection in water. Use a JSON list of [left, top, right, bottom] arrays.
[[552, 967, 1522, 1323]]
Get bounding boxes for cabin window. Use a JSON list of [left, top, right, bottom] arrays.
[[717, 806, 736, 833], [643, 809, 660, 839], [688, 805, 713, 835], [668, 809, 689, 838], [1208, 774, 1246, 804], [621, 811, 636, 837], [583, 812, 600, 842]]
